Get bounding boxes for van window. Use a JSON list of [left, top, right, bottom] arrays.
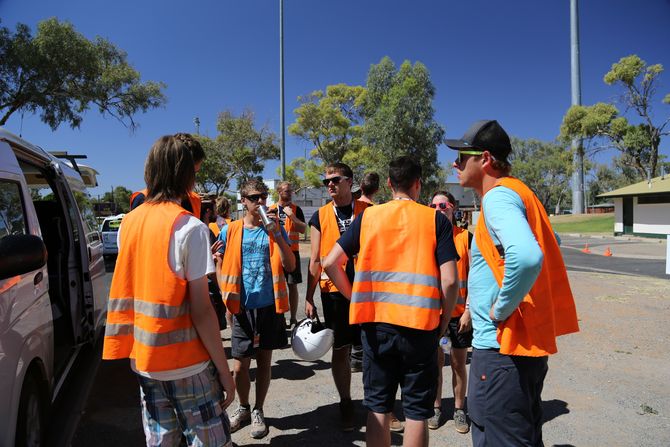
[[101, 219, 122, 232], [0, 180, 27, 239]]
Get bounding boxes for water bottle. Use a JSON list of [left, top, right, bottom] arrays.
[[258, 205, 277, 232], [439, 336, 451, 354]]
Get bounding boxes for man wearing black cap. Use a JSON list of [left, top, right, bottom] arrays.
[[446, 120, 579, 446]]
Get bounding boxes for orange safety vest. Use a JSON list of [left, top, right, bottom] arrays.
[[350, 200, 442, 331], [130, 188, 202, 219], [476, 177, 579, 357], [208, 222, 221, 237], [102, 202, 210, 371], [318, 199, 369, 292], [216, 220, 289, 314], [452, 226, 470, 318], [269, 203, 302, 251]]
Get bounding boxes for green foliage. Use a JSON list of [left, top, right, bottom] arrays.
[[289, 84, 366, 166], [196, 110, 279, 194], [586, 163, 630, 205], [361, 57, 446, 200], [0, 18, 166, 129], [560, 54, 669, 181], [100, 185, 132, 213], [509, 138, 574, 213]]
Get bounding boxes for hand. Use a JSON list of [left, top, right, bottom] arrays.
[[458, 309, 472, 333], [489, 306, 498, 323], [218, 370, 236, 410], [266, 208, 279, 221], [283, 205, 294, 218], [305, 299, 317, 319], [211, 240, 223, 255]]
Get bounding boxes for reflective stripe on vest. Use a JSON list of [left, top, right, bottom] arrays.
[[217, 220, 288, 314], [477, 177, 579, 356], [351, 200, 441, 331], [102, 202, 210, 372], [318, 200, 369, 292]]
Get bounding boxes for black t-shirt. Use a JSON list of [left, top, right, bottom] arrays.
[[338, 209, 458, 266], [309, 203, 356, 282], [277, 204, 305, 227], [131, 192, 194, 214]]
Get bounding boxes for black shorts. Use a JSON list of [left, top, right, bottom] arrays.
[[231, 305, 288, 358], [320, 292, 360, 349], [447, 316, 473, 349], [285, 251, 302, 285], [361, 323, 439, 421]]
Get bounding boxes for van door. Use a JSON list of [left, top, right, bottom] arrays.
[[49, 162, 96, 345]]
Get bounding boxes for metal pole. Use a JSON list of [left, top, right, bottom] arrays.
[[279, 0, 286, 179], [570, 0, 584, 214]]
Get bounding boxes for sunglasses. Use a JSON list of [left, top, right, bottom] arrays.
[[243, 193, 268, 202], [429, 202, 454, 210], [322, 175, 349, 186], [455, 150, 484, 165]]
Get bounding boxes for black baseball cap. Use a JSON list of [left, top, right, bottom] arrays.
[[445, 120, 512, 164]]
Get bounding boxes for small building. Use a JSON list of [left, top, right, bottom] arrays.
[[598, 175, 670, 238], [586, 203, 615, 214]]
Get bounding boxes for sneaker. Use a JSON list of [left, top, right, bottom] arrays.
[[339, 399, 355, 432], [250, 408, 269, 439], [427, 407, 442, 430], [454, 408, 470, 434], [389, 416, 404, 432], [229, 405, 251, 433]]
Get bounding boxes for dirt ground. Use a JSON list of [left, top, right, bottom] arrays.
[[223, 269, 670, 447]]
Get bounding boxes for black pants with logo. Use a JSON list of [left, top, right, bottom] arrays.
[[469, 348, 548, 447]]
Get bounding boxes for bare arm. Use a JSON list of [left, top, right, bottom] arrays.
[[284, 206, 307, 233], [189, 276, 235, 409], [439, 260, 459, 336], [305, 226, 322, 318], [322, 243, 352, 300]]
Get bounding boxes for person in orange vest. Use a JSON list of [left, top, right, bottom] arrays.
[[429, 190, 473, 434], [216, 179, 295, 439], [323, 156, 459, 447], [446, 120, 579, 446], [130, 132, 204, 218], [304, 162, 369, 431], [102, 135, 235, 446], [210, 196, 232, 237], [269, 181, 306, 329]]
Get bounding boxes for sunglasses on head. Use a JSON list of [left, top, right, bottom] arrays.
[[455, 150, 484, 165], [429, 202, 454, 210], [322, 175, 349, 186], [244, 193, 268, 202]]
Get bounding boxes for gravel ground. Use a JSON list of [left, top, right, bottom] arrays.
[[73, 255, 670, 446]]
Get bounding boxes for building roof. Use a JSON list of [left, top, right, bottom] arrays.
[[598, 175, 670, 198]]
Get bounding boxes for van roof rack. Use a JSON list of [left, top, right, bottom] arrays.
[[49, 151, 88, 175]]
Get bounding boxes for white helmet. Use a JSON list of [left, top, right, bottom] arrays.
[[291, 318, 334, 361]]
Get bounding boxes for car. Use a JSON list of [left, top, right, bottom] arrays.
[[0, 127, 106, 447], [100, 214, 124, 258]]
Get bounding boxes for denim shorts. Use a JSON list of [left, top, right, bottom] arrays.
[[137, 363, 231, 447]]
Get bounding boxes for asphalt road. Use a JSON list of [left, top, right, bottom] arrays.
[[559, 235, 668, 279]]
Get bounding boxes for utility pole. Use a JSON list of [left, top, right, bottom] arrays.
[[570, 0, 585, 214], [194, 117, 201, 135], [279, 0, 286, 180]]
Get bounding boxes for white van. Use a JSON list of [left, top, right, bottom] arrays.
[[100, 213, 124, 258], [0, 128, 106, 447]]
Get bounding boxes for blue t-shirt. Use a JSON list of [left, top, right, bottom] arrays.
[[469, 186, 544, 350], [218, 225, 289, 310]]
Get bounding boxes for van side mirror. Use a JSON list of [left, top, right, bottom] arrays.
[[0, 234, 48, 280]]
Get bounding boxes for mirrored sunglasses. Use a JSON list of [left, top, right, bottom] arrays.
[[322, 175, 349, 186]]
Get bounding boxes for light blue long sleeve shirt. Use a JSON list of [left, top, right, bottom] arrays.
[[469, 186, 544, 350]]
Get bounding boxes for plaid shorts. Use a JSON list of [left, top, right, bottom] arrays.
[[137, 363, 232, 447]]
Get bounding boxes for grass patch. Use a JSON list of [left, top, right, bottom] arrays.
[[549, 213, 614, 233]]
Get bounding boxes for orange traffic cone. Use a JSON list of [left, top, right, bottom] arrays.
[[603, 247, 612, 257], [581, 244, 591, 254]]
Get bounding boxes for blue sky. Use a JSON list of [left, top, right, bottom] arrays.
[[1, 0, 669, 197]]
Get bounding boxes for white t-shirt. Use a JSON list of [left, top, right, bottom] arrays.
[[118, 212, 216, 380]]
